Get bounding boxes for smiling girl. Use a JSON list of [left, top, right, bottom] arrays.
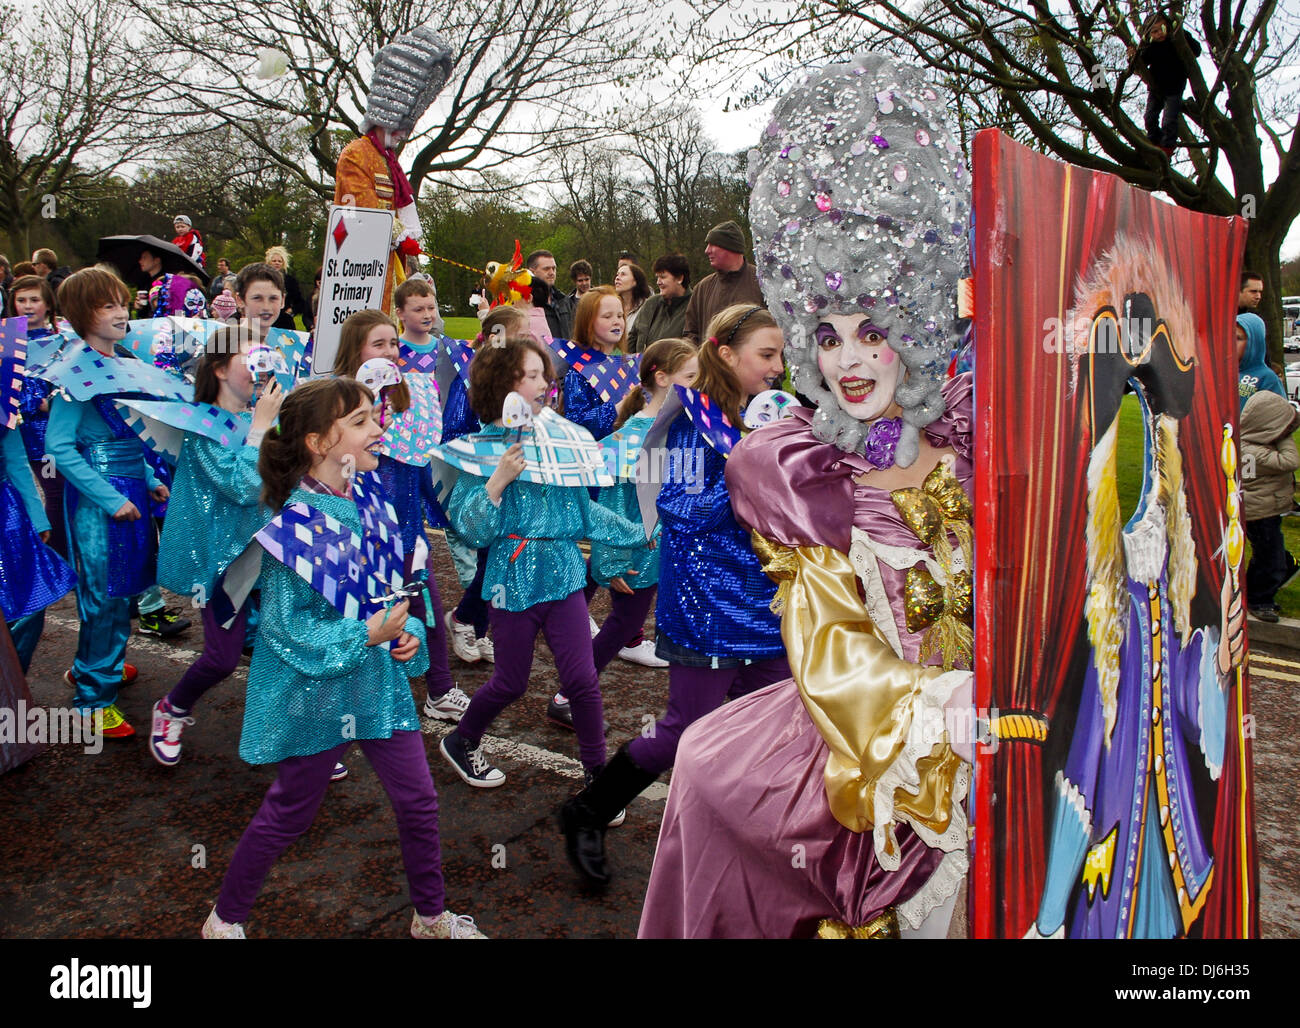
[[437, 337, 644, 791], [333, 309, 467, 723], [561, 286, 628, 440], [149, 327, 284, 766], [202, 377, 484, 939], [559, 304, 792, 887]]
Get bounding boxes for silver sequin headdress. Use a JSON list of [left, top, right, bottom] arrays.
[[748, 52, 969, 466], [362, 26, 455, 136]]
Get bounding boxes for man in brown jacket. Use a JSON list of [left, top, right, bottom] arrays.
[[1241, 389, 1300, 621], [682, 221, 763, 344]]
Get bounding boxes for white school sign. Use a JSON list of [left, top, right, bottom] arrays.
[[312, 204, 394, 375]]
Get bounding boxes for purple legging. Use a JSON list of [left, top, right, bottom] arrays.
[[457, 590, 606, 768], [407, 573, 454, 699], [626, 655, 792, 775], [215, 730, 444, 924], [167, 602, 247, 713], [592, 586, 657, 673], [585, 566, 644, 648]]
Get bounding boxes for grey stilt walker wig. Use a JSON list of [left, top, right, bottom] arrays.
[[362, 26, 455, 136], [747, 53, 969, 466]]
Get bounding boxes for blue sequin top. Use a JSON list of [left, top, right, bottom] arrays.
[[654, 411, 784, 660], [439, 374, 480, 444], [562, 369, 617, 441], [376, 454, 447, 551], [2, 425, 48, 532], [240, 487, 429, 765], [590, 415, 660, 589], [157, 411, 267, 599], [448, 427, 644, 611]]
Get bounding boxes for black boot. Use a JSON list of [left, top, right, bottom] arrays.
[[558, 745, 658, 887]]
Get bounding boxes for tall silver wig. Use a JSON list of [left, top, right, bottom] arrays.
[[747, 53, 969, 466], [362, 26, 455, 137]]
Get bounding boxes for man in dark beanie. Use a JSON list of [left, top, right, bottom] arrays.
[[682, 220, 764, 344]]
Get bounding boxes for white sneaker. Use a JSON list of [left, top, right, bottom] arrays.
[[202, 907, 246, 939], [445, 611, 482, 663], [618, 639, 669, 668], [476, 635, 494, 663], [411, 909, 487, 939], [588, 615, 599, 638], [424, 686, 471, 723]]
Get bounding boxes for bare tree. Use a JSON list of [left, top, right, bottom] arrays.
[[687, 0, 1300, 359], [624, 105, 736, 258], [128, 0, 663, 204], [0, 0, 168, 253]]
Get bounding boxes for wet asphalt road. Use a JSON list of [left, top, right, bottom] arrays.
[[2, 538, 1298, 939]]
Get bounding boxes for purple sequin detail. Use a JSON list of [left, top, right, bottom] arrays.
[[863, 417, 903, 470]]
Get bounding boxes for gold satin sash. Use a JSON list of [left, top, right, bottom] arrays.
[[762, 542, 964, 837]]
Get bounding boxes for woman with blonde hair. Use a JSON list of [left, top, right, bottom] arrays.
[[265, 246, 309, 332]]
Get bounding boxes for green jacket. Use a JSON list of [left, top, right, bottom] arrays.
[[627, 290, 692, 352]]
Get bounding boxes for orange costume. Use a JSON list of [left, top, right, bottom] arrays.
[[334, 136, 403, 314], [330, 25, 453, 316]]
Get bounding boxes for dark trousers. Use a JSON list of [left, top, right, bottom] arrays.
[[592, 586, 657, 672], [168, 602, 248, 712], [457, 591, 606, 769], [452, 548, 490, 636], [1144, 89, 1182, 147], [626, 655, 792, 776], [1246, 515, 1295, 609]]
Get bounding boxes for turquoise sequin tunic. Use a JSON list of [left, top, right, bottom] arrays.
[[157, 411, 267, 600], [447, 427, 645, 612], [589, 415, 660, 588], [239, 488, 429, 765]]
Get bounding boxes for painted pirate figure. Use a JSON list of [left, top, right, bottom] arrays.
[[1030, 237, 1246, 938]]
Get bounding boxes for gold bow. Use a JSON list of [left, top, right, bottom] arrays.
[[892, 462, 974, 671], [891, 462, 973, 569], [816, 908, 900, 939]]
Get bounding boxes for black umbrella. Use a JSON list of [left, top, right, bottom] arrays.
[[96, 234, 210, 289]]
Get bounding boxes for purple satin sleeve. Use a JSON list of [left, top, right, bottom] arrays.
[[924, 373, 974, 460], [726, 411, 856, 553]]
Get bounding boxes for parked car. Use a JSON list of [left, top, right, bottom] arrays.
[[1285, 361, 1300, 401]]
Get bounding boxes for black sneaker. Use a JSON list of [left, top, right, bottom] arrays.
[[1249, 605, 1280, 623], [139, 607, 192, 638], [547, 696, 609, 733], [439, 732, 505, 788]]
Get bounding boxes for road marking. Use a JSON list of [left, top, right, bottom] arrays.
[[1249, 653, 1300, 671], [1253, 669, 1300, 684], [43, 613, 668, 802]]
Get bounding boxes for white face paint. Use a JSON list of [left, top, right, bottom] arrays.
[[814, 312, 902, 422]]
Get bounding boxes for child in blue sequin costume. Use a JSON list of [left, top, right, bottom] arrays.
[[442, 307, 531, 665], [437, 336, 645, 789], [332, 309, 467, 722], [45, 269, 172, 739], [202, 376, 485, 940], [559, 303, 792, 887], [551, 339, 698, 717], [148, 327, 285, 766], [1, 417, 76, 671], [560, 286, 627, 441], [8, 275, 70, 558]]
